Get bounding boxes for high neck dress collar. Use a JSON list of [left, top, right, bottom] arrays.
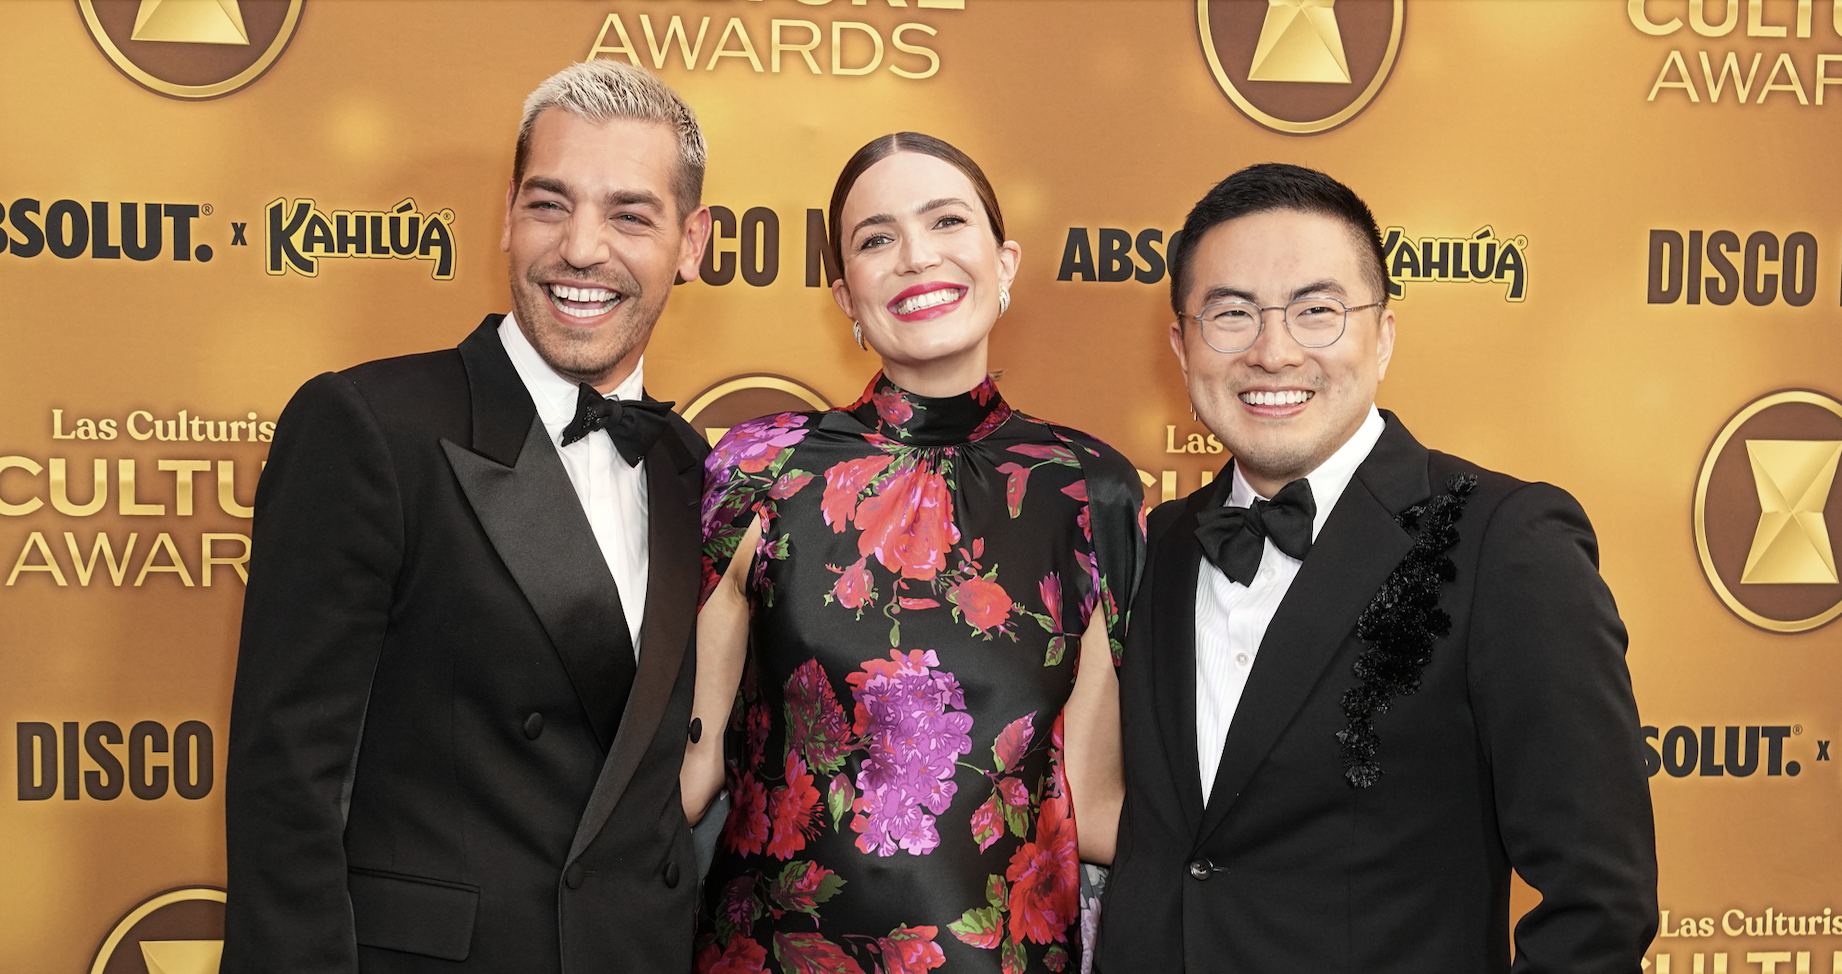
[[845, 372, 1013, 447]]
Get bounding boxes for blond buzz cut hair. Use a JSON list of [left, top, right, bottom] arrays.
[[512, 60, 707, 219]]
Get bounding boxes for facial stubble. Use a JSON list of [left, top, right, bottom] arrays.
[[509, 259, 664, 387]]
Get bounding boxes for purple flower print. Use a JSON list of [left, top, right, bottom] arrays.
[[705, 414, 810, 495], [844, 650, 974, 857]]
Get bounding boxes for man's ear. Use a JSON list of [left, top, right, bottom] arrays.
[[676, 205, 713, 284], [1374, 306, 1396, 382], [500, 178, 517, 253], [1169, 318, 1191, 383]]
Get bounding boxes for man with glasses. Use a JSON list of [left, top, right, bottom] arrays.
[[1096, 164, 1656, 972]]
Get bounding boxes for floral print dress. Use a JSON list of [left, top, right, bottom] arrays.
[[697, 374, 1143, 974]]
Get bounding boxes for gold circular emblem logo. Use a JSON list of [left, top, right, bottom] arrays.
[[1694, 390, 1842, 633], [680, 375, 832, 447], [1196, 0, 1404, 135], [77, 0, 304, 100], [88, 886, 226, 974]]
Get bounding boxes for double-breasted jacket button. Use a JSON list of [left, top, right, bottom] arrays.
[[1188, 858, 1215, 881], [565, 861, 586, 889], [663, 860, 681, 888], [523, 712, 544, 740]]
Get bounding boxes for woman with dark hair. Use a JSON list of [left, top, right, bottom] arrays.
[[684, 133, 1142, 973]]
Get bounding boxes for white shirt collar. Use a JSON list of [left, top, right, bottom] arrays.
[[1227, 405, 1386, 540], [498, 313, 645, 429]]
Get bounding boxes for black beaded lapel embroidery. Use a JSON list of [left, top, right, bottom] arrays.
[[1335, 474, 1478, 789]]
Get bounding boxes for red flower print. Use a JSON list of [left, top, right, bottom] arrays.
[[1004, 787, 1078, 944], [829, 556, 875, 611], [854, 463, 959, 581], [873, 385, 915, 427], [770, 469, 816, 500], [995, 462, 1031, 518], [745, 700, 772, 767], [1037, 574, 1065, 633], [766, 859, 845, 918], [698, 934, 768, 974], [898, 597, 941, 610], [821, 455, 894, 530], [998, 777, 1030, 807], [968, 401, 1014, 441], [970, 791, 1003, 852], [880, 926, 947, 974], [953, 574, 1012, 632], [767, 753, 822, 860], [993, 712, 1036, 773], [723, 772, 771, 856], [772, 931, 865, 974], [784, 659, 852, 775]]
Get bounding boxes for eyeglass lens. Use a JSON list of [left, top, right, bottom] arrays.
[[1196, 298, 1350, 352]]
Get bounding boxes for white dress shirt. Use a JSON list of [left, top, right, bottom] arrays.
[[1195, 406, 1386, 803], [498, 315, 649, 657]]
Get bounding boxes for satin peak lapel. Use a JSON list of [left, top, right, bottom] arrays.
[[443, 321, 636, 749], [568, 425, 703, 862], [1151, 485, 1223, 834], [1196, 417, 1429, 842]]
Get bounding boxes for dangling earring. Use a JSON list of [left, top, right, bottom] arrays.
[[998, 287, 1010, 318], [852, 321, 866, 351]]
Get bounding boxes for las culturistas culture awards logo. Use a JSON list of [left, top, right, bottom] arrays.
[[1696, 391, 1842, 633], [1197, 0, 1405, 134], [78, 0, 304, 99], [88, 887, 225, 974]]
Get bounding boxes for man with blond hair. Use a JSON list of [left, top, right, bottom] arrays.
[[225, 61, 714, 972]]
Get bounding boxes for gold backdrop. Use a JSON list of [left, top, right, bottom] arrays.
[[2, 1, 1839, 970]]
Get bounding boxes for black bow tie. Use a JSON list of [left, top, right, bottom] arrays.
[[1194, 477, 1317, 586], [558, 382, 675, 466]]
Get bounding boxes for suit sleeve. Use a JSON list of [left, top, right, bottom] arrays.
[[1467, 482, 1658, 974], [223, 372, 405, 974]]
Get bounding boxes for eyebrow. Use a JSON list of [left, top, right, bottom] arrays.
[[849, 197, 974, 238], [1196, 279, 1349, 306], [520, 178, 664, 212]]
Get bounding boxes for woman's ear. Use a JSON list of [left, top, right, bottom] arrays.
[[997, 239, 1022, 292], [830, 275, 854, 320]]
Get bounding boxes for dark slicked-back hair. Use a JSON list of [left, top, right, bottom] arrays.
[[828, 132, 1005, 280], [1168, 163, 1388, 316]]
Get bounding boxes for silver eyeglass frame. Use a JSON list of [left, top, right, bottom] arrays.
[[1178, 296, 1384, 354]]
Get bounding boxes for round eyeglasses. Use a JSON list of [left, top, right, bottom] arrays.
[[1179, 296, 1382, 354]]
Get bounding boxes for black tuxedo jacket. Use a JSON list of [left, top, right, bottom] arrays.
[[224, 316, 707, 973], [1098, 413, 1656, 974]]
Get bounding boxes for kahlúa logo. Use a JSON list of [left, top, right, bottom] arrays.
[[87, 887, 224, 974], [78, 0, 304, 100], [266, 198, 457, 280], [1382, 226, 1529, 302], [1196, 0, 1405, 134], [1695, 390, 1842, 633]]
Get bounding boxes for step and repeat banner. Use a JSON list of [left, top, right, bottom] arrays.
[[2, 0, 1838, 970]]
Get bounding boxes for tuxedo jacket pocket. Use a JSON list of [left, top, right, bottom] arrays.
[[349, 867, 480, 961]]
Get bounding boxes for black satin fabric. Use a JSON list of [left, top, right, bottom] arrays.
[[696, 373, 1143, 973]]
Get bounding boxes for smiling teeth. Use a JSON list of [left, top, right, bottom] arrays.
[[894, 288, 963, 316], [548, 283, 619, 318], [1241, 390, 1313, 406]]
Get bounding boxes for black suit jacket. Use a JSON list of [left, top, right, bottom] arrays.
[[1098, 413, 1656, 974], [224, 316, 708, 973]]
